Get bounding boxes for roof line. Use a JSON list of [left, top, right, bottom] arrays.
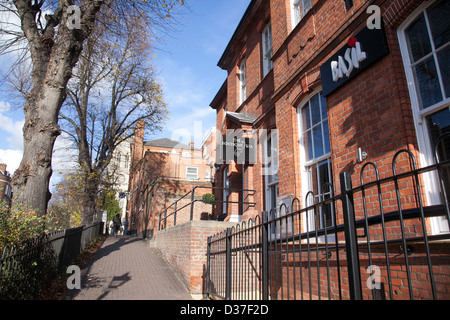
[[217, 0, 257, 69]]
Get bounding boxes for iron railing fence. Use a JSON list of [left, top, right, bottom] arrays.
[[158, 186, 256, 230], [0, 222, 103, 299], [206, 144, 450, 300]]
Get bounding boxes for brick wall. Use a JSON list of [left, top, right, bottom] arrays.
[[269, 0, 434, 237], [154, 220, 238, 295], [271, 241, 450, 300]]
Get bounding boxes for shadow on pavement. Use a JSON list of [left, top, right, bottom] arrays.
[[65, 236, 140, 300]]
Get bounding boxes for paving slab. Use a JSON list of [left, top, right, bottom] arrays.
[[66, 236, 193, 300]]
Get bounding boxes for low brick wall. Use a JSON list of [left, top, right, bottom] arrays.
[[153, 220, 237, 295]]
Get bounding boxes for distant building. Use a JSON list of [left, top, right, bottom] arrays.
[[0, 163, 13, 207], [106, 138, 132, 222], [128, 121, 215, 238]]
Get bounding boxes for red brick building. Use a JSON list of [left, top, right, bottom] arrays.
[[0, 163, 13, 207], [208, 0, 449, 300], [128, 121, 215, 237], [212, 0, 449, 235]]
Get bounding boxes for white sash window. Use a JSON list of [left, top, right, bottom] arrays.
[[398, 0, 449, 234]]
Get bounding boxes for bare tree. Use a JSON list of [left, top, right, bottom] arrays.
[[60, 13, 168, 224], [0, 0, 185, 216]]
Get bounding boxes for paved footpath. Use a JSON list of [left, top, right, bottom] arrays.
[[66, 236, 193, 300]]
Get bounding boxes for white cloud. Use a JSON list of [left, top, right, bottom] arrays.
[[0, 107, 24, 151], [0, 101, 78, 183], [157, 56, 218, 146], [0, 101, 24, 174], [0, 148, 22, 174], [50, 132, 78, 188]]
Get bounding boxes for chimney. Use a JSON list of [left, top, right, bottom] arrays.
[[0, 163, 6, 175], [132, 121, 145, 166], [189, 139, 194, 149]]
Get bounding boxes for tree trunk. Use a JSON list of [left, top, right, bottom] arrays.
[[81, 177, 100, 225], [11, 0, 105, 215], [12, 85, 65, 215]]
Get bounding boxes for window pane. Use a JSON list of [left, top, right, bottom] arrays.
[[427, 0, 450, 49], [427, 108, 450, 198], [323, 122, 331, 154], [267, 136, 272, 158], [272, 133, 278, 181], [320, 204, 333, 228], [303, 104, 311, 130], [406, 13, 432, 63], [412, 56, 443, 109], [437, 45, 450, 98], [305, 131, 313, 161], [313, 125, 324, 158], [262, 24, 273, 77], [294, 1, 301, 25], [320, 92, 327, 120], [310, 94, 321, 125], [306, 158, 334, 229], [270, 184, 279, 210], [240, 60, 246, 104], [304, 0, 312, 12], [317, 160, 330, 195], [309, 162, 318, 195], [427, 108, 450, 156]]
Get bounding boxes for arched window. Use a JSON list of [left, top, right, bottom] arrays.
[[297, 90, 334, 234]]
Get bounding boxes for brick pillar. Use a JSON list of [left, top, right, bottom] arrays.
[[132, 121, 145, 167]]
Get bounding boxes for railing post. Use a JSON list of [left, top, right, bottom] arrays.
[[225, 227, 232, 300], [340, 171, 362, 300], [174, 202, 177, 226], [164, 209, 167, 230], [205, 236, 212, 300], [190, 187, 195, 221], [261, 211, 269, 300], [158, 212, 161, 230]]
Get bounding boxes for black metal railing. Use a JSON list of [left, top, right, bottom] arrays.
[[0, 222, 103, 299], [206, 144, 450, 300], [158, 186, 256, 230]]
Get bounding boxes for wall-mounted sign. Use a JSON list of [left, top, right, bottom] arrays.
[[218, 134, 257, 164], [320, 23, 389, 97]]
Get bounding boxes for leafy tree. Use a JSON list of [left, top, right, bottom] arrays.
[[60, 11, 167, 224], [99, 191, 121, 225], [47, 167, 87, 228], [0, 0, 185, 216]]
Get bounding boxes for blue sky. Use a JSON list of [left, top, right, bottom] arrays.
[[0, 0, 251, 179]]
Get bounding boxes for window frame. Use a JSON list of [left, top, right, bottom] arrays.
[[291, 0, 312, 29], [239, 59, 247, 105], [186, 166, 198, 181], [263, 129, 291, 240], [262, 22, 273, 78], [397, 0, 450, 234], [297, 89, 335, 240], [263, 130, 279, 213], [223, 166, 230, 215]]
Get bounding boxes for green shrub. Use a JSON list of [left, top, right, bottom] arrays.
[[0, 202, 61, 299], [0, 202, 56, 252], [202, 193, 216, 204]]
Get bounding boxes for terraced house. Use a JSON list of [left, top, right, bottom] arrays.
[[208, 0, 449, 300]]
